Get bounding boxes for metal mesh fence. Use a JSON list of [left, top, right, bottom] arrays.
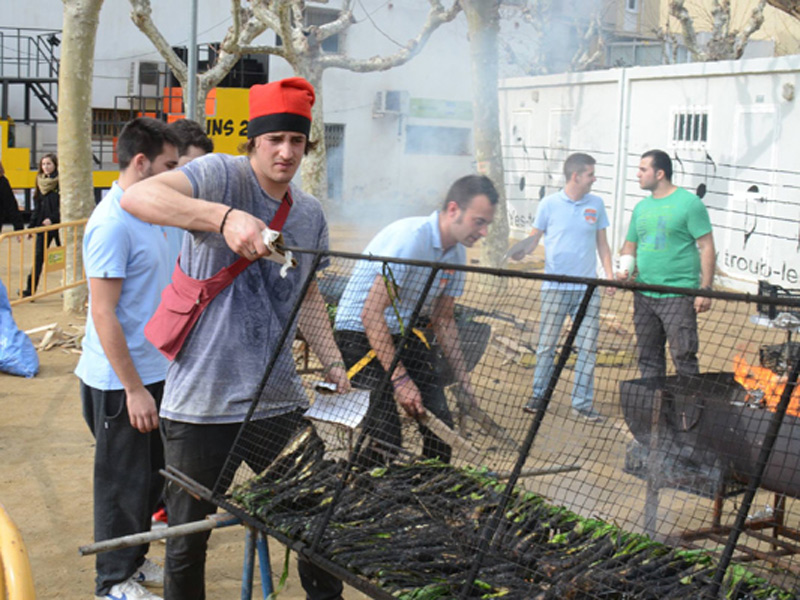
[[205, 249, 800, 599]]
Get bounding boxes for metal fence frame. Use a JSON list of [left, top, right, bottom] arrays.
[[162, 247, 800, 599], [0, 219, 87, 305]]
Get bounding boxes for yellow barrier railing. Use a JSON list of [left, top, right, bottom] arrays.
[[0, 220, 87, 306], [0, 503, 35, 599]]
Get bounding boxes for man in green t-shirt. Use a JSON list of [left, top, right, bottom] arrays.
[[618, 149, 715, 380]]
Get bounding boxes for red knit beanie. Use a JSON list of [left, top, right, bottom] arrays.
[[247, 77, 315, 139]]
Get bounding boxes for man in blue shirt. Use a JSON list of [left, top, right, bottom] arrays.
[[334, 175, 498, 465], [510, 153, 614, 422], [75, 117, 180, 600]]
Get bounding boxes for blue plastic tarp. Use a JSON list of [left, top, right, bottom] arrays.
[[0, 278, 39, 378]]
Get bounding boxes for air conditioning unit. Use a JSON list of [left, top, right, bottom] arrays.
[[128, 60, 163, 97], [372, 90, 409, 118]]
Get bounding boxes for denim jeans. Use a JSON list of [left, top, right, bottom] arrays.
[[632, 292, 699, 380], [532, 287, 600, 411], [81, 381, 165, 595]]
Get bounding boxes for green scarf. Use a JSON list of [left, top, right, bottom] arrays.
[[37, 172, 59, 196]]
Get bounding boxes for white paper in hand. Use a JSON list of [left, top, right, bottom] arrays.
[[305, 389, 371, 429]]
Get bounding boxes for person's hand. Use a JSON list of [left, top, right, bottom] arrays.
[[694, 296, 712, 313], [326, 364, 351, 393], [125, 386, 159, 433], [42, 218, 52, 226], [393, 378, 425, 418], [615, 269, 629, 281], [220, 208, 273, 261]]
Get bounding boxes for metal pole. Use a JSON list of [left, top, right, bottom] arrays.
[[78, 513, 239, 556], [458, 284, 598, 599], [186, 0, 198, 121], [257, 532, 273, 598], [242, 527, 256, 600]]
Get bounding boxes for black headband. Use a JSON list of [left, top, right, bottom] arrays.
[[247, 112, 311, 139]]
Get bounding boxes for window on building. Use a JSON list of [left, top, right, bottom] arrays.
[[626, 0, 639, 12], [405, 126, 472, 156], [671, 109, 709, 148]]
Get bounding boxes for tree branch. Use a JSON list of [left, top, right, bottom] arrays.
[[734, 0, 767, 58], [317, 0, 461, 71], [200, 12, 268, 90], [314, 0, 353, 41], [670, 0, 704, 61], [129, 0, 188, 84]]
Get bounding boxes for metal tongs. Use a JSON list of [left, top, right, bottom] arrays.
[[261, 227, 298, 278]]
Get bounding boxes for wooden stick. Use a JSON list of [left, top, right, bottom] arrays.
[[24, 322, 58, 335], [417, 411, 481, 460], [495, 463, 582, 480]]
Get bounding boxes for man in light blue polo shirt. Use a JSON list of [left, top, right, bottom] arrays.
[[334, 175, 498, 465], [75, 117, 179, 600], [510, 153, 614, 422]]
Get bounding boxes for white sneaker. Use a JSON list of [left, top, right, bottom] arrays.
[[131, 558, 164, 586], [95, 577, 163, 600]]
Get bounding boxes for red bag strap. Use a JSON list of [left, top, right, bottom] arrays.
[[217, 188, 294, 280], [268, 188, 293, 231]]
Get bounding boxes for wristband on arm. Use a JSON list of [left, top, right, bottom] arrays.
[[219, 207, 235, 234], [392, 373, 411, 389], [321, 360, 346, 377]]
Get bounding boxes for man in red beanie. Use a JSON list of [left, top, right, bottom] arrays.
[[121, 77, 348, 600]]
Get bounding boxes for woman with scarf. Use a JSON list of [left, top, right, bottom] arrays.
[[23, 153, 60, 297]]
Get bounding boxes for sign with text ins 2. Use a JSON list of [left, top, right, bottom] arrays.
[[205, 88, 250, 155]]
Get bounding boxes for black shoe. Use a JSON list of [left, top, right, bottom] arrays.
[[523, 397, 545, 414], [21, 289, 31, 298]]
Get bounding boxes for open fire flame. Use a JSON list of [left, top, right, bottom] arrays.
[[734, 354, 800, 418]]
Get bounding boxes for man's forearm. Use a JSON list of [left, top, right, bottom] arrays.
[[597, 233, 613, 279], [298, 282, 345, 368], [698, 236, 716, 288], [121, 178, 226, 231]]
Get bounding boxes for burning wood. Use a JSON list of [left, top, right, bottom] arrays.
[[734, 354, 800, 417]]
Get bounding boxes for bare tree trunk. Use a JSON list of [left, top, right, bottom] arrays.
[[295, 65, 328, 202], [60, 0, 104, 314], [461, 0, 509, 268]]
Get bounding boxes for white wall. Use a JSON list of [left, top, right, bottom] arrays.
[[500, 55, 800, 292]]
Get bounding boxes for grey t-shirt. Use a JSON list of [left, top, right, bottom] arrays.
[[160, 153, 329, 424]]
